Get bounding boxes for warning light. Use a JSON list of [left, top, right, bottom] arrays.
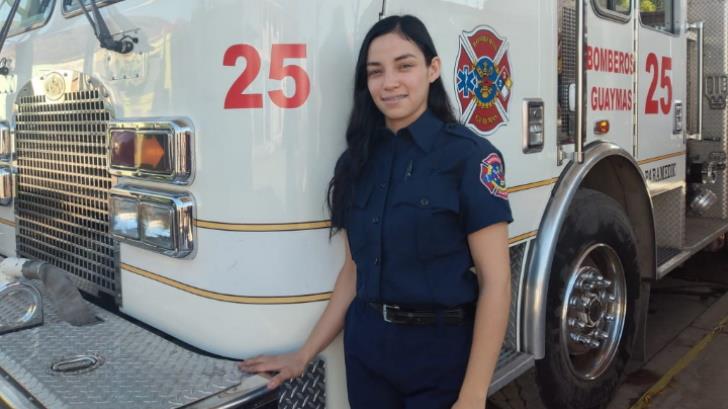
[[594, 120, 610, 135]]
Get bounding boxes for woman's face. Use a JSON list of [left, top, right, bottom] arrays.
[[366, 32, 441, 133]]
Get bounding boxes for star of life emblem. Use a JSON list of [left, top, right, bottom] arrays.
[[454, 26, 513, 136]]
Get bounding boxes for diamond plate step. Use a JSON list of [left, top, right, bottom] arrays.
[[490, 349, 535, 396], [0, 280, 272, 409]]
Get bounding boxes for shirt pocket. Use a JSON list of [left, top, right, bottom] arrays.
[[394, 180, 465, 260], [347, 181, 374, 259]]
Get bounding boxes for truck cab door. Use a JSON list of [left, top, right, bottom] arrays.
[[583, 0, 636, 154], [636, 0, 687, 192]]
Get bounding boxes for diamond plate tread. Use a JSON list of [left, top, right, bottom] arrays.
[[0, 281, 251, 409], [278, 360, 326, 409]]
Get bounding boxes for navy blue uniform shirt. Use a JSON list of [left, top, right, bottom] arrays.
[[345, 110, 513, 307]]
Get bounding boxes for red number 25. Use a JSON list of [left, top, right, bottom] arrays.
[[644, 53, 672, 115], [223, 44, 311, 109]]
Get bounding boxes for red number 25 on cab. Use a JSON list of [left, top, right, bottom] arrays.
[[223, 44, 311, 109]]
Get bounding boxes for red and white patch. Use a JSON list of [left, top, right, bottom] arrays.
[[479, 153, 508, 200], [454, 26, 513, 137]]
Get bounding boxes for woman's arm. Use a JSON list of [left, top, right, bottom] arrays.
[[454, 222, 511, 408], [238, 230, 357, 389]]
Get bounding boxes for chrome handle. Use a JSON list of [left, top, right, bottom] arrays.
[[575, 0, 586, 163], [688, 21, 704, 141]]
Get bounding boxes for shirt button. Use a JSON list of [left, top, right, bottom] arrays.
[[419, 198, 430, 207], [374, 257, 381, 265], [372, 217, 380, 224]]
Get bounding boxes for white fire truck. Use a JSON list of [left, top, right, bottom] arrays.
[[0, 0, 726, 408]]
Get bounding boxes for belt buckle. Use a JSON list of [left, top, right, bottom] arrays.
[[382, 304, 400, 323]]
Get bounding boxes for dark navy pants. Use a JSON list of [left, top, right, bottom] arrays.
[[343, 298, 474, 409]]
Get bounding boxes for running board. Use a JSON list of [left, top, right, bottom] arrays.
[[657, 217, 728, 279], [0, 281, 278, 409], [490, 349, 535, 395]]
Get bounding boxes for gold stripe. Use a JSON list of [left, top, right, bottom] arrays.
[[508, 178, 558, 193], [195, 219, 331, 232], [0, 218, 15, 227], [195, 178, 558, 232], [122, 263, 332, 304], [629, 313, 728, 409], [0, 395, 17, 409], [638, 151, 686, 166], [509, 230, 537, 244]]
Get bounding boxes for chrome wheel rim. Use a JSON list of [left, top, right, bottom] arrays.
[[559, 243, 627, 380]]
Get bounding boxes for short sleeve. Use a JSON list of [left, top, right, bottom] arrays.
[[459, 144, 513, 234]]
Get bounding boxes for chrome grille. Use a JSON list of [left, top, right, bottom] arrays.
[[15, 87, 118, 297], [559, 4, 577, 142]]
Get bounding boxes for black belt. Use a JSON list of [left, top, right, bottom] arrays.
[[367, 302, 475, 325]]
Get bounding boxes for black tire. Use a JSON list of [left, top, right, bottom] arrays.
[[534, 189, 642, 409]]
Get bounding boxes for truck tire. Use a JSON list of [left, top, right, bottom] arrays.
[[534, 189, 641, 409]]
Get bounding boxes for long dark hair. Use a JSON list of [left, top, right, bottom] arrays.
[[327, 15, 456, 234]]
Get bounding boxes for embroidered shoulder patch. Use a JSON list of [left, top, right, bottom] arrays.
[[479, 153, 508, 199]]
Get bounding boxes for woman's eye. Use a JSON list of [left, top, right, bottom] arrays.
[[367, 70, 382, 77]]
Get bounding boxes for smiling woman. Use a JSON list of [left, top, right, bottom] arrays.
[[240, 14, 513, 409]]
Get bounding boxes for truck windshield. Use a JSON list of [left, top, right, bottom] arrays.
[[0, 0, 52, 37]]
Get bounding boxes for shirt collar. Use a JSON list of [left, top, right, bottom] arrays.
[[401, 110, 444, 153]]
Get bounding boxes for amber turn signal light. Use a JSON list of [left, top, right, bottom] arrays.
[[594, 120, 610, 135]]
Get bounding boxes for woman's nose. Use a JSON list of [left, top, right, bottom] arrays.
[[383, 70, 399, 90]]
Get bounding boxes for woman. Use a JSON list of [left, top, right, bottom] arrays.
[[239, 15, 512, 409]]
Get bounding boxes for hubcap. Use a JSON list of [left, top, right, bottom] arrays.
[[560, 243, 627, 380]]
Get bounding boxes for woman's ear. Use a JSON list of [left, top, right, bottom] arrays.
[[428, 56, 442, 83]]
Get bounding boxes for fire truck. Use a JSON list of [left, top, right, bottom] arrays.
[[0, 0, 726, 408]]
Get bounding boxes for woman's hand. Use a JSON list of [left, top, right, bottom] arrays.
[[238, 351, 309, 390]]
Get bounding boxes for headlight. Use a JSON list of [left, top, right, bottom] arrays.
[[140, 201, 174, 250], [108, 119, 193, 184], [110, 195, 139, 239], [110, 186, 195, 258]]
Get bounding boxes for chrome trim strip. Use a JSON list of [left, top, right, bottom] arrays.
[[171, 375, 276, 409], [108, 119, 194, 185], [0, 366, 45, 409], [687, 21, 704, 140], [111, 185, 195, 258], [489, 354, 534, 396], [523, 141, 654, 358], [575, 0, 585, 163]]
